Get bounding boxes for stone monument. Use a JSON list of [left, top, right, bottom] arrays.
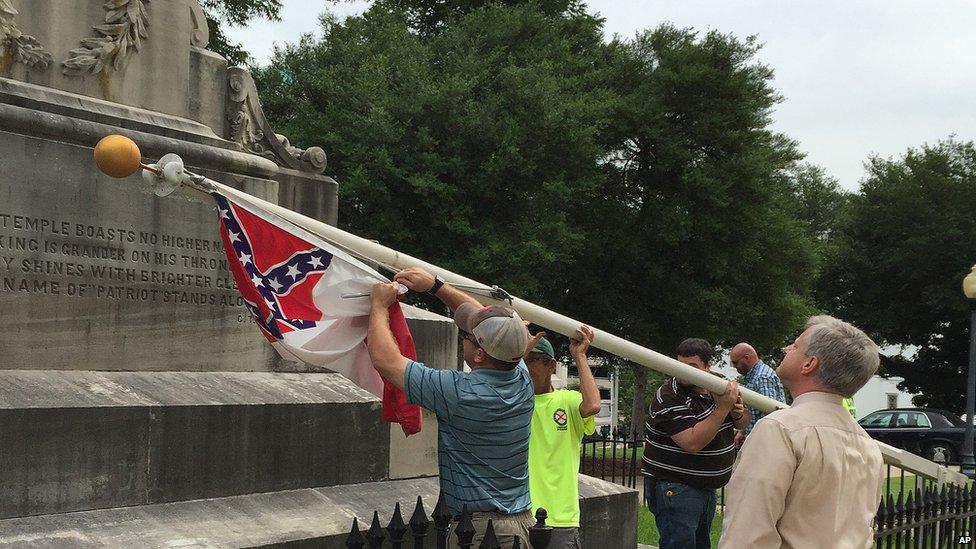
[[0, 1, 636, 546]]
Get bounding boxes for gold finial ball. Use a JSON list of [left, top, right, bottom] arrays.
[[94, 134, 142, 178]]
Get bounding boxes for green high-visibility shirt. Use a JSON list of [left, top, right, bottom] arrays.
[[842, 397, 857, 418], [528, 389, 596, 527]]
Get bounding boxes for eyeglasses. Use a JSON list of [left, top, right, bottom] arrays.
[[459, 331, 478, 345]]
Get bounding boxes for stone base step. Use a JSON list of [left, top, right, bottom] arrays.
[[0, 370, 389, 519], [0, 477, 638, 548]]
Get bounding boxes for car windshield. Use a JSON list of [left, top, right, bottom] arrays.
[[859, 413, 892, 427]]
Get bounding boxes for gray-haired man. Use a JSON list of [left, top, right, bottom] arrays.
[[719, 315, 885, 548]]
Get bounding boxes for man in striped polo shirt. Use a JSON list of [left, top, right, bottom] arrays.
[[368, 268, 535, 547], [642, 338, 750, 549]]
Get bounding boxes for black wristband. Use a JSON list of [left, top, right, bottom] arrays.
[[731, 413, 743, 421], [427, 276, 445, 296]]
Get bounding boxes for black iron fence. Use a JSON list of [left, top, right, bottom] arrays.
[[874, 484, 976, 547], [344, 494, 553, 548], [581, 432, 976, 547], [578, 433, 641, 489], [873, 462, 976, 548]]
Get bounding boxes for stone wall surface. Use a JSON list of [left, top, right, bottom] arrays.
[[0, 370, 389, 519], [3, 0, 214, 131], [0, 0, 338, 372]]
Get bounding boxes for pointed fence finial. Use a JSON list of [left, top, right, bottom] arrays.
[[432, 491, 452, 548], [409, 496, 430, 544], [479, 520, 501, 549], [455, 505, 476, 548], [366, 510, 385, 548], [387, 502, 407, 548], [345, 516, 365, 549]]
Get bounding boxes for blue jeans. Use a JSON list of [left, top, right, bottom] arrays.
[[644, 477, 716, 549]]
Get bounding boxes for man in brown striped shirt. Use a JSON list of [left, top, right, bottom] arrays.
[[642, 338, 751, 549]]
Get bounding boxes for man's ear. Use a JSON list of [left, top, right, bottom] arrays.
[[800, 355, 819, 376], [547, 358, 557, 375], [472, 347, 488, 365]]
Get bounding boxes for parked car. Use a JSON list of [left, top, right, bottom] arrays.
[[858, 408, 968, 464]]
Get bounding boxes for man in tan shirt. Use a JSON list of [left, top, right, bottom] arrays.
[[719, 315, 885, 549]]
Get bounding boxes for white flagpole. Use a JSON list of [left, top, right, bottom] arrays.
[[127, 147, 969, 486]]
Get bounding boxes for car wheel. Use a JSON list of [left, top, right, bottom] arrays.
[[928, 443, 956, 464]]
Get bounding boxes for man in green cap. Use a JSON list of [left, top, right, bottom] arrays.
[[525, 325, 602, 548]]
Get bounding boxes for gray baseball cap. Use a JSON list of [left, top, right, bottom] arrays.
[[454, 303, 529, 363]]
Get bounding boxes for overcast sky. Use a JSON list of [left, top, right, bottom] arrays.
[[226, 1, 976, 191]]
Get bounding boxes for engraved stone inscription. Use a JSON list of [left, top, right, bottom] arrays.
[[0, 95, 277, 371], [0, 212, 244, 307]]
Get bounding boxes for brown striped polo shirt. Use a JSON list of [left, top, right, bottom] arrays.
[[641, 377, 737, 490]]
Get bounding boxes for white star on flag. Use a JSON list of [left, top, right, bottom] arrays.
[[239, 252, 252, 265], [220, 209, 229, 219], [229, 231, 241, 243], [269, 278, 283, 292], [308, 256, 324, 268], [286, 264, 301, 279], [251, 274, 264, 287]]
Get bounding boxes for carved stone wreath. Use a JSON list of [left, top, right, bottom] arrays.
[[63, 0, 150, 76], [0, 0, 53, 69]]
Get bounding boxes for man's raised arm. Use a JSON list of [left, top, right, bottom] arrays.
[[571, 325, 602, 418], [671, 381, 740, 453]]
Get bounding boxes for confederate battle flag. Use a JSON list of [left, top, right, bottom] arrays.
[[210, 191, 422, 436]]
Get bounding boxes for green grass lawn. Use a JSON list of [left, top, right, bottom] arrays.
[[580, 441, 639, 458], [883, 472, 919, 501], [637, 504, 724, 546]]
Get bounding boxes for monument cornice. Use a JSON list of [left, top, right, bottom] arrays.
[[0, 101, 280, 179]]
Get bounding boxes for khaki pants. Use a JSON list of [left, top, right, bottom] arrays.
[[448, 509, 534, 548]]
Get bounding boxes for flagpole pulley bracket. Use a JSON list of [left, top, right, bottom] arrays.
[[142, 153, 189, 197], [489, 285, 513, 305]]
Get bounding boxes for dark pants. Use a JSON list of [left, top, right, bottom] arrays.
[[644, 477, 716, 549]]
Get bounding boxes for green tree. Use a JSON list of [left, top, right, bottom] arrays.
[[788, 163, 850, 245], [255, 9, 821, 436], [372, 0, 581, 36], [818, 140, 976, 413], [575, 27, 818, 433], [201, 0, 282, 65], [256, 4, 614, 304]]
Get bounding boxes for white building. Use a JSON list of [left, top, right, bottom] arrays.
[[714, 362, 916, 421], [851, 375, 919, 420]]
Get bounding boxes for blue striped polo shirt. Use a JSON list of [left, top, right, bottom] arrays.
[[404, 360, 534, 515]]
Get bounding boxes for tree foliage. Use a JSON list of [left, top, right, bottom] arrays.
[[818, 140, 976, 413], [372, 0, 583, 36], [256, 4, 614, 303], [576, 27, 816, 355], [255, 3, 821, 433], [200, 0, 282, 65]]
